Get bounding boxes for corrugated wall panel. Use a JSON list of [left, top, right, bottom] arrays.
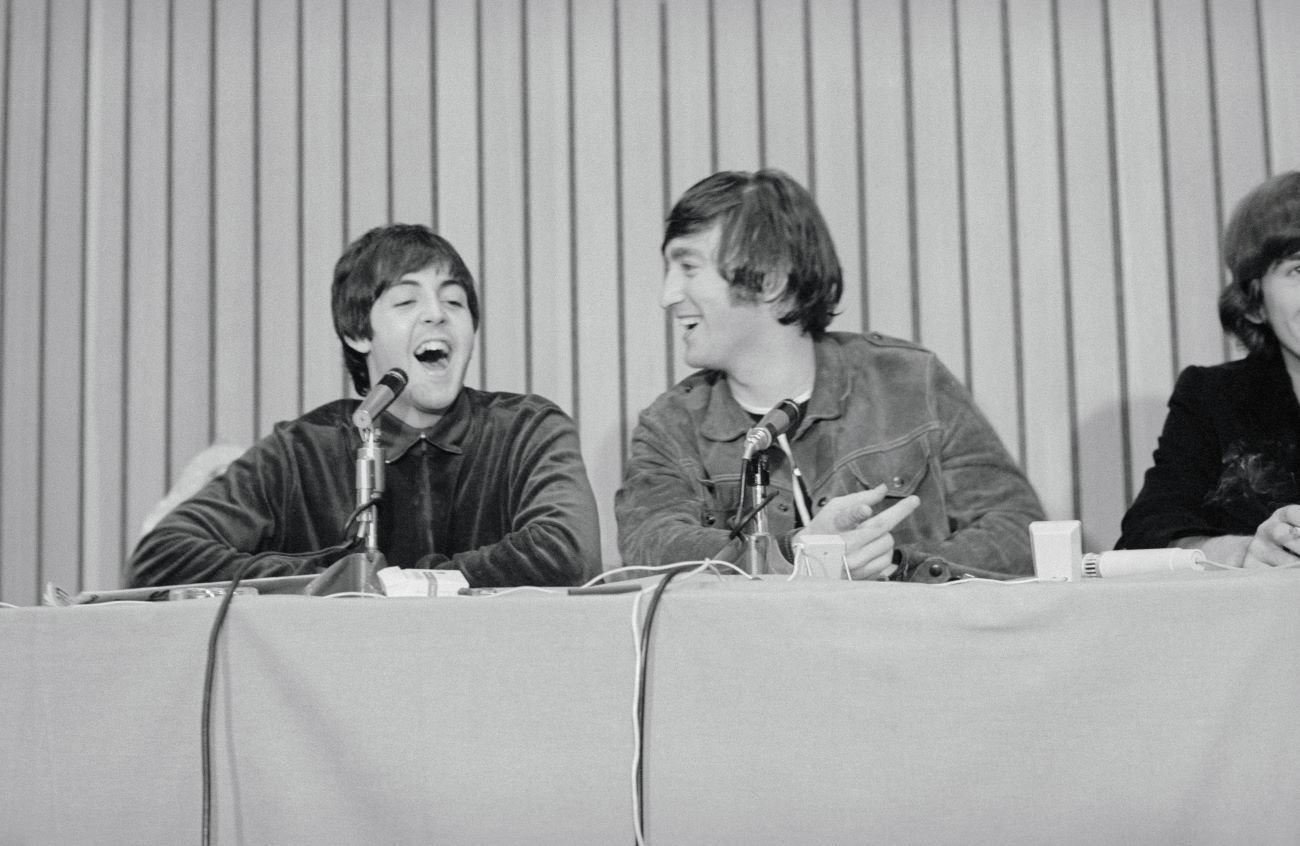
[[258, 0, 305, 436], [572, 0, 622, 561], [1008, 0, 1073, 522], [616, 0, 668, 447], [480, 0, 529, 397], [300, 0, 348, 412], [664, 0, 712, 388], [169, 0, 216, 490], [81, 0, 129, 593], [40, 0, 89, 594], [1059, 0, 1127, 550], [910, 0, 966, 380], [1159, 0, 1227, 373], [0, 0, 1298, 601], [956, 0, 1021, 458], [433, 0, 485, 391], [389, 0, 435, 226], [2, 0, 48, 602], [758, 0, 809, 184], [857, 0, 914, 343], [809, 0, 864, 338], [523, 0, 576, 411], [1261, 0, 1300, 170], [124, 0, 171, 553], [713, 0, 760, 172], [1109, 0, 1177, 498]]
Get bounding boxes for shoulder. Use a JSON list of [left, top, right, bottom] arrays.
[[1172, 356, 1270, 401], [853, 330, 931, 353], [824, 330, 946, 386], [251, 400, 353, 459], [272, 399, 354, 437], [828, 330, 937, 365], [637, 369, 723, 423], [461, 387, 577, 434]]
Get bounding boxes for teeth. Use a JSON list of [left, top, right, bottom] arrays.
[[414, 340, 450, 364]]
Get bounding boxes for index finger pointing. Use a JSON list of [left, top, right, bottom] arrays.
[[865, 495, 920, 533]]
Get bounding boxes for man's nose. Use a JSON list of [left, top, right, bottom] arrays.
[[420, 298, 447, 324], [660, 272, 684, 310]]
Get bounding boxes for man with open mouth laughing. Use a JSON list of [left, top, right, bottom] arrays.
[[128, 224, 600, 589], [615, 169, 1044, 581]]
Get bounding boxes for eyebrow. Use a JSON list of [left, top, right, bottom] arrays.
[[387, 276, 466, 292], [666, 245, 706, 262]]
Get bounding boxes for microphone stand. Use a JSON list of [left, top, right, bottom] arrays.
[[741, 452, 772, 575], [305, 425, 390, 596]]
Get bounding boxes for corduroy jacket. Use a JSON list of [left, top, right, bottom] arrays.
[[128, 388, 601, 588]]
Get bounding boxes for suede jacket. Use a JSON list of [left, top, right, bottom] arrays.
[[128, 388, 601, 588], [616, 331, 1044, 578]]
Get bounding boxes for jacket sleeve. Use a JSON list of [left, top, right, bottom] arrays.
[[126, 433, 347, 588], [895, 357, 1046, 578], [1116, 367, 1227, 549], [615, 410, 744, 570], [444, 405, 603, 587]]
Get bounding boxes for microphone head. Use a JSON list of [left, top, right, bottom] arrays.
[[773, 398, 802, 433], [742, 398, 803, 459], [377, 368, 409, 393], [352, 368, 410, 429]]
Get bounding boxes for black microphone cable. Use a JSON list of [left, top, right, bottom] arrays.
[[199, 538, 358, 846], [634, 564, 689, 843]]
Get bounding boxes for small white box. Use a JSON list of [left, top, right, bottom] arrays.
[[794, 534, 849, 579], [1029, 520, 1083, 582]]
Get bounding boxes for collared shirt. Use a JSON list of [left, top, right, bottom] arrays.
[[615, 331, 1044, 578], [128, 388, 601, 588]]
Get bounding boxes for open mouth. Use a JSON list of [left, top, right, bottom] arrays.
[[414, 340, 451, 370]]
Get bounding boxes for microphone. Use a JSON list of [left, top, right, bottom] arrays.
[[351, 368, 408, 430], [741, 398, 802, 459]]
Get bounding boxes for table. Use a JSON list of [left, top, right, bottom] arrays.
[[4, 569, 1300, 844]]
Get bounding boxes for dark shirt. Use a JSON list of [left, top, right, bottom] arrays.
[[616, 331, 1045, 578], [127, 388, 602, 588], [1117, 353, 1300, 549]]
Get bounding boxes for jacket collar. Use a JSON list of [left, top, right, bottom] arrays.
[[367, 390, 471, 461], [700, 334, 847, 443]]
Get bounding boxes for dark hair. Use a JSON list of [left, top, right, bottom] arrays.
[[1218, 171, 1300, 356], [663, 169, 842, 336], [332, 223, 479, 394]]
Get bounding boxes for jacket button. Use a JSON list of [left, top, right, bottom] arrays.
[[891, 476, 904, 489], [777, 503, 789, 512], [817, 496, 828, 507], [704, 514, 715, 525]]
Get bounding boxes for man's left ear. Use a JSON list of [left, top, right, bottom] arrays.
[[344, 335, 373, 354], [760, 272, 789, 304], [1245, 279, 1266, 325]]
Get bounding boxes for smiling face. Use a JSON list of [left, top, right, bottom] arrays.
[[1256, 251, 1300, 372], [661, 225, 776, 373], [344, 264, 475, 429]]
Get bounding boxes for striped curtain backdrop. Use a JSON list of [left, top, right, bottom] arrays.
[[1, 0, 1297, 604]]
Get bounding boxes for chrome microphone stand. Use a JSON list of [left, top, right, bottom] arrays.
[[741, 452, 772, 575], [305, 424, 391, 596]]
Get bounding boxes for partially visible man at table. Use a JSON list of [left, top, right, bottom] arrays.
[[128, 224, 601, 588], [615, 169, 1044, 580]]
